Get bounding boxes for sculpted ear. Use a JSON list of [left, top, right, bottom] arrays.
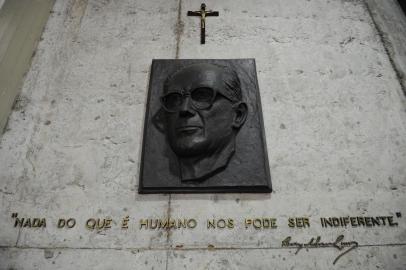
[[152, 108, 166, 133], [232, 102, 248, 129]]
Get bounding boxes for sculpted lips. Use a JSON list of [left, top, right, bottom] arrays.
[[176, 125, 202, 135]]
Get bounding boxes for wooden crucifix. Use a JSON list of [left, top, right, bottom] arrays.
[[187, 3, 219, 44]]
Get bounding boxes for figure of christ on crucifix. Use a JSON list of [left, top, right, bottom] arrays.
[[187, 3, 219, 44]]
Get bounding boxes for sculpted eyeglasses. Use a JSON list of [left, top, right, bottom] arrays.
[[160, 87, 232, 113]]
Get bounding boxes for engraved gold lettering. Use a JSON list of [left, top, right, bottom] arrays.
[[168, 219, 176, 229], [14, 217, 24, 228], [262, 218, 270, 228], [187, 219, 197, 228], [57, 219, 66, 228], [104, 218, 112, 229], [12, 213, 23, 228], [158, 219, 169, 229], [365, 217, 372, 227], [350, 217, 357, 227], [357, 217, 365, 226], [86, 218, 96, 230], [303, 218, 310, 227], [121, 216, 129, 229], [379, 216, 387, 225], [12, 214, 46, 229], [85, 218, 112, 230], [371, 217, 380, 226], [253, 218, 262, 229], [177, 219, 187, 229], [245, 219, 252, 228], [139, 218, 197, 229], [325, 218, 333, 227], [139, 219, 148, 229], [245, 218, 277, 229], [321, 215, 397, 228], [388, 216, 398, 226], [149, 219, 158, 229], [38, 218, 46, 228], [228, 219, 234, 229], [270, 218, 277, 228], [217, 219, 226, 229], [342, 217, 349, 227], [288, 217, 310, 228], [207, 218, 233, 229], [58, 218, 75, 229], [207, 219, 216, 229], [32, 218, 40, 227], [66, 218, 75, 228], [288, 218, 295, 228], [23, 218, 32, 228]]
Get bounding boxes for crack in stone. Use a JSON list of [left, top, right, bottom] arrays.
[[175, 0, 183, 59]]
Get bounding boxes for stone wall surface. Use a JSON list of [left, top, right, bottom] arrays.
[[0, 0, 55, 133], [0, 0, 405, 269]]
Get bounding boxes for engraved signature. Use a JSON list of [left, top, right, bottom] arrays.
[[281, 235, 359, 265]]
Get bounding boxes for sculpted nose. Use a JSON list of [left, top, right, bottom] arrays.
[[179, 96, 196, 117]]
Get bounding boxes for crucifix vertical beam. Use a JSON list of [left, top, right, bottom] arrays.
[[187, 3, 219, 44]]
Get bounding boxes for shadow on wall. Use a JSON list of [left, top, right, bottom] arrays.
[[399, 0, 406, 15]]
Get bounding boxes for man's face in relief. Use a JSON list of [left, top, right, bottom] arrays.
[[160, 64, 246, 158]]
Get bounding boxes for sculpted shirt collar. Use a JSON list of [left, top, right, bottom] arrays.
[[178, 139, 235, 181]]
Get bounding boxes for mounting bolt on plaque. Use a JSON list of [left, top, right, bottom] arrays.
[[187, 3, 219, 44]]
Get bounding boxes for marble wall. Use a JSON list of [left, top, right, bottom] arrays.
[[0, 0, 405, 269]]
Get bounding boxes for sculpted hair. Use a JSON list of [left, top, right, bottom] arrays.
[[220, 65, 242, 103], [164, 63, 243, 103]]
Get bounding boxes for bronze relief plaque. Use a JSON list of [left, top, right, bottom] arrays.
[[139, 59, 271, 193]]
